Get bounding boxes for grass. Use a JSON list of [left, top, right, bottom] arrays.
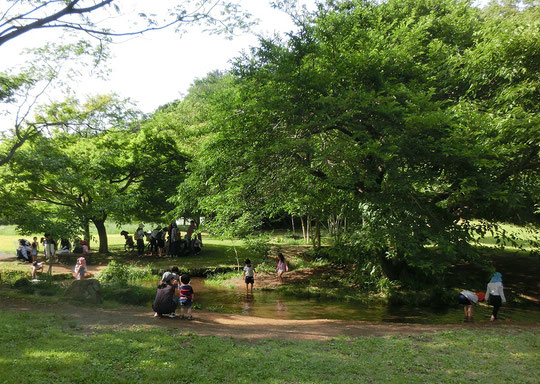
[[0, 310, 538, 383], [472, 222, 540, 251]]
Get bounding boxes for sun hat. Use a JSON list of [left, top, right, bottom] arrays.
[[162, 271, 174, 282], [490, 272, 502, 283]]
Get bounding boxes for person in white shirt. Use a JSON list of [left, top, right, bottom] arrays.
[[485, 272, 506, 322], [243, 258, 255, 294], [457, 290, 481, 322]]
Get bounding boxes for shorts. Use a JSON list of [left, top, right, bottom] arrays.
[[245, 276, 254, 285], [457, 294, 472, 305], [180, 298, 192, 308]]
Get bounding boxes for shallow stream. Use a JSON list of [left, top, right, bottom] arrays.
[[142, 278, 540, 324]]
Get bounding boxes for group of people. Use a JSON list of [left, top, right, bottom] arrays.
[[458, 272, 507, 322], [16, 233, 89, 281], [125, 221, 202, 258], [17, 235, 89, 264], [152, 253, 290, 319]]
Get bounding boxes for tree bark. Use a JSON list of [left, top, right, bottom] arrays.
[[301, 216, 306, 242], [377, 250, 407, 281], [92, 218, 108, 253], [83, 220, 91, 247], [315, 220, 321, 249], [306, 215, 311, 245]]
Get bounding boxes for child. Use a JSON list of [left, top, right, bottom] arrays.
[[457, 290, 482, 322], [73, 256, 87, 280], [193, 237, 202, 255], [243, 258, 255, 294], [31, 237, 39, 262], [485, 272, 506, 322], [179, 274, 195, 320], [31, 261, 44, 279], [276, 253, 289, 283]]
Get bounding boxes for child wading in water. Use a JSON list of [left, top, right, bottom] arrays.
[[243, 258, 255, 293], [276, 253, 289, 283], [179, 274, 194, 320]]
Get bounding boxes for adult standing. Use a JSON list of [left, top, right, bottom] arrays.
[[44, 233, 57, 275], [150, 226, 161, 256], [44, 233, 56, 263], [169, 222, 179, 257], [156, 227, 165, 257], [485, 272, 506, 322], [186, 220, 196, 252], [135, 224, 145, 256]]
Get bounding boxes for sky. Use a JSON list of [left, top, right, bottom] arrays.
[[1, 0, 490, 129], [1, 0, 315, 127]]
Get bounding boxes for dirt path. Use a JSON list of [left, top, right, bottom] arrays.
[[2, 297, 536, 341]]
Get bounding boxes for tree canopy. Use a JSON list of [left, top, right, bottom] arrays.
[[169, 0, 539, 279]]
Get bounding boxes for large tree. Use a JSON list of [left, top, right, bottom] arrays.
[[1, 94, 187, 252], [177, 0, 539, 280], [0, 0, 253, 166]]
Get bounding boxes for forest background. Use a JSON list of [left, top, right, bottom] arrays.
[[0, 0, 538, 293]]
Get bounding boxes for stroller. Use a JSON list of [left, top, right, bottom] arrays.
[[120, 231, 135, 251]]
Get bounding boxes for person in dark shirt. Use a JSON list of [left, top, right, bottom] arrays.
[[152, 272, 179, 318]]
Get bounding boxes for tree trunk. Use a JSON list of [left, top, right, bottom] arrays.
[[300, 216, 306, 242], [291, 215, 296, 235], [315, 220, 321, 249], [195, 214, 202, 241], [92, 218, 108, 253], [377, 250, 407, 281], [83, 220, 91, 248], [306, 215, 311, 245]]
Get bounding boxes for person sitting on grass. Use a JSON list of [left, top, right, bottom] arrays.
[[243, 258, 255, 294], [16, 239, 32, 263], [457, 290, 483, 322], [152, 272, 179, 318], [73, 256, 87, 280], [57, 238, 71, 254], [179, 274, 195, 320], [31, 261, 44, 280]]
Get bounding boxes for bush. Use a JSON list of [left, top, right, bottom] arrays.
[[97, 261, 153, 285], [13, 278, 34, 294], [244, 234, 271, 260], [101, 284, 155, 306], [1, 270, 29, 284]]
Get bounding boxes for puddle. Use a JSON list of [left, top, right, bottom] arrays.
[[140, 278, 540, 324]]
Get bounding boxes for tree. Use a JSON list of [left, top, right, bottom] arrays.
[[1, 94, 188, 253], [175, 0, 539, 281], [0, 0, 253, 47], [0, 0, 253, 166]]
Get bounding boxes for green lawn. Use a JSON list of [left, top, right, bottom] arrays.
[[0, 310, 538, 383]]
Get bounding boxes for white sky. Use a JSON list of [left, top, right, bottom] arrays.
[[1, 0, 490, 129], [1, 0, 314, 127]]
